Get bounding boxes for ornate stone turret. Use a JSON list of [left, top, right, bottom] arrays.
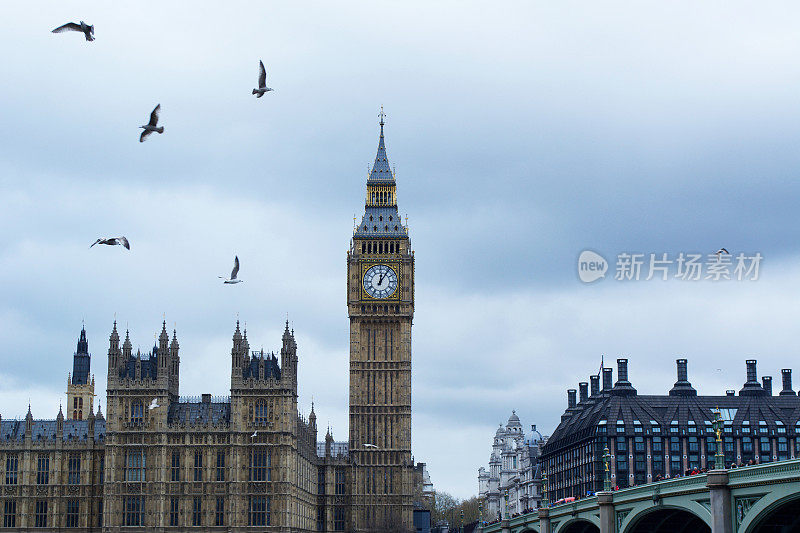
[[67, 325, 95, 420], [56, 404, 64, 436], [309, 401, 317, 430], [280, 321, 298, 391]]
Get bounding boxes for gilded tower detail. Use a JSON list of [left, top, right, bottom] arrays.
[[348, 111, 415, 530]]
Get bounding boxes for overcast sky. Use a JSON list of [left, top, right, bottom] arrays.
[[2, 1, 800, 499]]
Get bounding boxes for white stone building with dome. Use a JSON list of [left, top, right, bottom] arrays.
[[478, 411, 548, 520]]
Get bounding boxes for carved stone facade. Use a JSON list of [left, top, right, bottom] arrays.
[[347, 111, 415, 531], [0, 117, 418, 532]]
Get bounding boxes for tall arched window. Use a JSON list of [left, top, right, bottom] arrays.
[[131, 401, 144, 425], [254, 400, 267, 424]]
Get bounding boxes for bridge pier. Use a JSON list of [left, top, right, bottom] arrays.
[[498, 518, 510, 533], [538, 507, 551, 533], [707, 470, 732, 533], [598, 492, 614, 533]]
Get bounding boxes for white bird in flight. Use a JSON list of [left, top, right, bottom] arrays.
[[139, 104, 164, 142], [51, 21, 94, 41], [220, 256, 243, 284], [251, 431, 258, 438], [363, 443, 378, 449], [148, 398, 159, 410], [715, 248, 730, 255], [90, 236, 130, 250], [253, 60, 273, 98]]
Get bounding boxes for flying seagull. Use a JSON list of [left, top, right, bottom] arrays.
[[715, 248, 730, 255], [139, 104, 164, 142], [51, 21, 94, 41], [363, 443, 378, 449], [148, 398, 159, 410], [253, 60, 273, 97], [251, 431, 258, 438], [220, 256, 243, 284], [90, 236, 130, 250]]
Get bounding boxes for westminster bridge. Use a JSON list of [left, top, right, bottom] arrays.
[[483, 458, 800, 533]]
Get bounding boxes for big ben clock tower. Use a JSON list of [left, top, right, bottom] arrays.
[[348, 109, 414, 531]]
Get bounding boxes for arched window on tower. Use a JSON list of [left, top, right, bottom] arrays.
[[255, 400, 267, 425], [131, 401, 144, 425], [388, 192, 392, 204]]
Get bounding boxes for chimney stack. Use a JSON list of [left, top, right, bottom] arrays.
[[677, 359, 688, 382], [579, 382, 588, 403], [567, 389, 577, 409], [590, 375, 600, 397], [762, 376, 773, 396], [602, 368, 613, 392], [740, 359, 766, 396], [746, 360, 758, 383], [670, 358, 697, 396], [612, 358, 637, 396], [617, 359, 628, 382], [780, 369, 796, 396]]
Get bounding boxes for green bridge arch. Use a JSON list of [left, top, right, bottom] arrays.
[[485, 458, 800, 533]]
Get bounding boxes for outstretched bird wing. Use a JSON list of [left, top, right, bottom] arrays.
[[148, 104, 161, 127], [90, 238, 102, 248], [117, 236, 130, 250], [231, 255, 240, 280], [140, 129, 152, 142], [258, 61, 267, 89], [52, 22, 82, 33]]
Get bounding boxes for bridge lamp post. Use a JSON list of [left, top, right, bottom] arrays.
[[478, 499, 484, 526], [541, 473, 548, 508], [602, 446, 612, 491], [503, 489, 509, 519], [712, 407, 725, 470]]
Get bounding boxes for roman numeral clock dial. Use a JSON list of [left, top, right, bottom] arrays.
[[363, 264, 398, 299]]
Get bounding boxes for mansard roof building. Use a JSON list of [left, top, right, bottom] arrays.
[[541, 358, 800, 501]]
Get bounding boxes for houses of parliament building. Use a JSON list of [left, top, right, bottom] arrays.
[[0, 116, 423, 532]]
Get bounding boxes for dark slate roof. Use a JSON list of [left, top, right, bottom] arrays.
[[543, 392, 800, 456], [0, 419, 105, 442], [242, 352, 281, 381], [353, 120, 408, 240], [120, 346, 158, 380], [72, 327, 91, 385], [168, 401, 230, 426], [354, 206, 407, 239], [367, 121, 394, 185]]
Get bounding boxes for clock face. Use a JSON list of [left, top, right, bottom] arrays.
[[363, 264, 398, 299]]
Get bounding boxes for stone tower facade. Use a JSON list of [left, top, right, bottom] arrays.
[[347, 111, 415, 530], [66, 326, 95, 420]]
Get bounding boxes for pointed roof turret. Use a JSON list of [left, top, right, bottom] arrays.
[[77, 326, 89, 354], [72, 325, 91, 385], [354, 109, 408, 240], [367, 107, 395, 185], [96, 403, 104, 420]]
